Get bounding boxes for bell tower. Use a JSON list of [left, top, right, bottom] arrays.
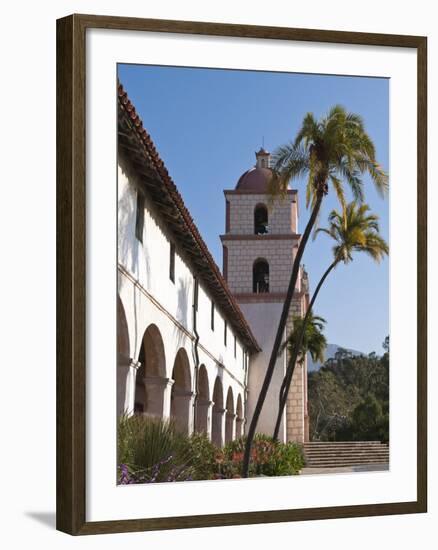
[[221, 148, 309, 442]]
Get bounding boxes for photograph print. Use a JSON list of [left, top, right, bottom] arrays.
[[116, 63, 389, 485]]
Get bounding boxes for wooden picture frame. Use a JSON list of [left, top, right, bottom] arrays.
[[56, 13, 427, 535]]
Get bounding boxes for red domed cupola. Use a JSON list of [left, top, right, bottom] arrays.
[[235, 147, 273, 192]]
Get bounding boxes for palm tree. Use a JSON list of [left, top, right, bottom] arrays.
[[283, 312, 327, 367], [272, 202, 389, 441], [242, 105, 388, 477]]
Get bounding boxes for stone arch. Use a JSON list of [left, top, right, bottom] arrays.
[[225, 387, 235, 443], [212, 377, 224, 447], [170, 348, 193, 434], [254, 203, 269, 235], [134, 323, 167, 416], [117, 295, 130, 360], [253, 258, 270, 293], [195, 364, 211, 434], [117, 295, 131, 416], [236, 393, 244, 438]]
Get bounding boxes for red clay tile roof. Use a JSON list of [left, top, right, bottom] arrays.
[[118, 83, 261, 353]]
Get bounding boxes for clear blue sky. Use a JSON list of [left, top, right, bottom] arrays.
[[118, 64, 389, 355]]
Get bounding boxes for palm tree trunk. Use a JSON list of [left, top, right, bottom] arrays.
[[241, 192, 324, 478], [272, 259, 338, 441]]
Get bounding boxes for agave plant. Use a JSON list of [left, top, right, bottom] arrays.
[[117, 414, 193, 483]]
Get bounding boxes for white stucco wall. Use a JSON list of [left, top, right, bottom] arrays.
[[241, 302, 287, 439], [117, 155, 247, 429], [117, 152, 308, 444]]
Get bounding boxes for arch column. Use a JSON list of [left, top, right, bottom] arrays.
[[117, 356, 140, 416], [195, 399, 213, 439], [225, 412, 237, 443], [236, 415, 245, 439], [212, 407, 226, 447], [143, 375, 174, 418], [171, 388, 195, 434]]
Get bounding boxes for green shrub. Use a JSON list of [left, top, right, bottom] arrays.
[[118, 415, 305, 483], [179, 431, 218, 481], [217, 434, 304, 478], [273, 441, 306, 475]]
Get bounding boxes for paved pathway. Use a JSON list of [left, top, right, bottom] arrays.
[[300, 463, 389, 475]]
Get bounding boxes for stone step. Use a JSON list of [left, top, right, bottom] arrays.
[[306, 455, 389, 462], [303, 441, 388, 449], [304, 441, 385, 446], [304, 443, 389, 448], [305, 467, 387, 471], [304, 448, 389, 454], [304, 446, 388, 450], [305, 466, 387, 470], [305, 452, 389, 460], [304, 445, 389, 449], [305, 458, 389, 466], [304, 451, 388, 454], [303, 441, 389, 469]]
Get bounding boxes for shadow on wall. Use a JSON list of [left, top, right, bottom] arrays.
[[173, 276, 191, 349], [118, 160, 139, 277], [118, 154, 151, 288], [118, 156, 153, 359]]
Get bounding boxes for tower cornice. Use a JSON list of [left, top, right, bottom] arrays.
[[220, 233, 301, 242], [233, 291, 306, 303], [224, 189, 297, 196]]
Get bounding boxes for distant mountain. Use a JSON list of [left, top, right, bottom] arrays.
[[307, 344, 363, 372]]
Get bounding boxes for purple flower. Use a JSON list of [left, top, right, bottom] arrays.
[[119, 464, 131, 485]]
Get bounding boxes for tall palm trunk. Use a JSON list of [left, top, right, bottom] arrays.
[[242, 192, 324, 478], [272, 259, 338, 441]]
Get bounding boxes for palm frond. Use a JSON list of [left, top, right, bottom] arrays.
[[319, 201, 389, 265], [329, 174, 347, 215], [271, 143, 309, 194], [293, 112, 319, 148], [356, 157, 389, 196], [286, 313, 327, 365], [273, 104, 388, 215]]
